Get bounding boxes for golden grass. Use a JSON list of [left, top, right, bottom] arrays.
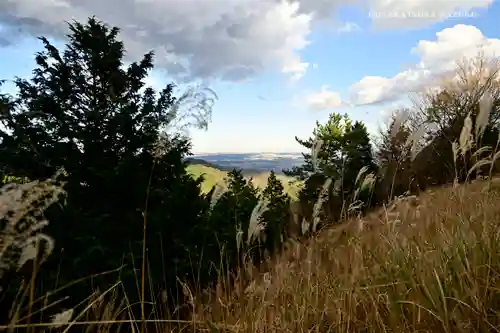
[[5, 174, 500, 333], [187, 178, 500, 332]]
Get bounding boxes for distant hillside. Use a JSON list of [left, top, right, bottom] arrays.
[[191, 152, 304, 175], [185, 157, 263, 176], [186, 161, 301, 198], [185, 157, 221, 170]]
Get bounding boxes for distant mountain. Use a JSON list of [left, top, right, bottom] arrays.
[[185, 158, 221, 169], [188, 152, 304, 175], [185, 157, 262, 176]]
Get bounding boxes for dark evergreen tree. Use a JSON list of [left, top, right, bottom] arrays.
[[205, 169, 259, 274], [341, 121, 378, 206], [260, 171, 291, 255], [0, 17, 214, 315]]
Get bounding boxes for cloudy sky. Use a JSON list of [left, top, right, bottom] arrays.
[[0, 0, 499, 153]]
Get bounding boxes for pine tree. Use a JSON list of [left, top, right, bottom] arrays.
[[284, 113, 349, 180], [342, 121, 378, 195], [284, 113, 376, 222], [260, 171, 291, 255], [205, 169, 259, 271], [0, 17, 213, 309]]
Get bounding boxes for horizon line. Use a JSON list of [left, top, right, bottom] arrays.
[[191, 151, 306, 155]]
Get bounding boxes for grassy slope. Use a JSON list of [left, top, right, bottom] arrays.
[[186, 163, 301, 198], [187, 178, 500, 332]]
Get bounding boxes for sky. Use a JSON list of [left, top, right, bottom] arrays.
[[0, 0, 499, 154]]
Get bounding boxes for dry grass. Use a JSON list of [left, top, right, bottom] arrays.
[[189, 179, 500, 332], [4, 178, 500, 332]]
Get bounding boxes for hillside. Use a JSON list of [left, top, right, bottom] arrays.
[[186, 178, 500, 332], [186, 162, 301, 198]]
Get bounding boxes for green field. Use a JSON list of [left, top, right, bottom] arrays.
[[186, 164, 301, 198]]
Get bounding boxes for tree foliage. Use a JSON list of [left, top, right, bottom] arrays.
[[260, 171, 291, 254], [285, 113, 377, 223], [0, 17, 215, 312]]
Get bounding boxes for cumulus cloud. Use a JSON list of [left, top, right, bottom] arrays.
[[349, 24, 500, 106], [303, 85, 343, 110], [0, 0, 495, 83], [0, 0, 311, 82]]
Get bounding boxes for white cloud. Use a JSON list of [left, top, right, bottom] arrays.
[[349, 24, 500, 106], [337, 22, 361, 33], [303, 85, 343, 110], [282, 55, 310, 82], [0, 0, 495, 84], [0, 0, 312, 82]]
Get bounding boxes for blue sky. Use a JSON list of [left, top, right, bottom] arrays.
[[0, 0, 499, 154]]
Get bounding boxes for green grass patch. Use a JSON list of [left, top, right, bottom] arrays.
[[186, 164, 302, 198]]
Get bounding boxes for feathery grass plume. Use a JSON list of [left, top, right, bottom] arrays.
[[490, 148, 500, 174], [452, 141, 459, 163], [247, 199, 270, 246], [209, 179, 229, 209], [333, 178, 342, 195], [359, 172, 377, 201], [176, 277, 195, 309], [472, 145, 492, 158], [452, 141, 460, 187], [390, 108, 409, 138], [353, 168, 375, 200], [0, 173, 65, 281], [236, 225, 244, 253], [311, 178, 332, 233], [17, 234, 54, 270], [166, 85, 217, 132], [467, 159, 493, 181], [300, 218, 310, 236], [487, 132, 500, 188], [459, 112, 474, 156], [311, 138, 324, 172], [50, 308, 74, 328], [404, 123, 427, 161], [347, 200, 364, 214], [360, 173, 376, 192], [350, 172, 376, 215], [354, 166, 369, 187], [476, 89, 493, 141]]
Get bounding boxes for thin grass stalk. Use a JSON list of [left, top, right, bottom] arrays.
[[27, 239, 38, 333], [488, 134, 500, 190], [141, 161, 156, 333]]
